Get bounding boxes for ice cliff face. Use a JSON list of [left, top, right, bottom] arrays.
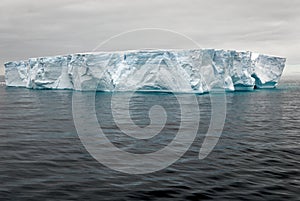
[[4, 49, 286, 93]]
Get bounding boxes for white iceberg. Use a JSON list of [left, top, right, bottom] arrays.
[[4, 49, 286, 93]]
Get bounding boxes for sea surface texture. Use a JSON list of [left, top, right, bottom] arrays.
[[0, 75, 299, 200]]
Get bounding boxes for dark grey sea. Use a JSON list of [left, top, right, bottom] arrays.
[[0, 75, 299, 200]]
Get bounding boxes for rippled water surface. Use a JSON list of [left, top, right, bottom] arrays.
[[0, 76, 299, 200]]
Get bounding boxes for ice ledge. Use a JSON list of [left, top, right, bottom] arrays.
[[4, 49, 286, 93]]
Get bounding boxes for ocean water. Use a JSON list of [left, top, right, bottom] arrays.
[[0, 75, 299, 200]]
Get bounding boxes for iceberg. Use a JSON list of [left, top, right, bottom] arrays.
[[4, 49, 286, 93]]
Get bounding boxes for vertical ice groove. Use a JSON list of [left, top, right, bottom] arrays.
[[4, 49, 286, 92]]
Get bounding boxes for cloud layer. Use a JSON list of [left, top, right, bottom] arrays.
[[1, 0, 300, 75]]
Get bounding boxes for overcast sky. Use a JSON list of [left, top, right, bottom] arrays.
[[1, 0, 300, 75]]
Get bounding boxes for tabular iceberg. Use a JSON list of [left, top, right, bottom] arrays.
[[4, 49, 286, 93]]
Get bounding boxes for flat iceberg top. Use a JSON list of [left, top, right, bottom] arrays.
[[4, 48, 286, 93]]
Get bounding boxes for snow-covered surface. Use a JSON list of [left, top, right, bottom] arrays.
[[4, 49, 286, 93]]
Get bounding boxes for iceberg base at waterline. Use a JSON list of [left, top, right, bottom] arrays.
[[4, 49, 286, 93]]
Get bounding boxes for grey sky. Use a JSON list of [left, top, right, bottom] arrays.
[[1, 0, 300, 75]]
